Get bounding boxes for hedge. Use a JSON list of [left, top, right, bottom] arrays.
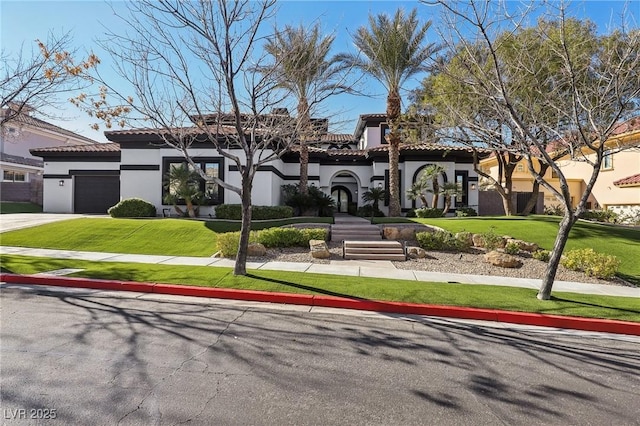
[[108, 198, 156, 218], [216, 227, 328, 257], [215, 204, 294, 220]]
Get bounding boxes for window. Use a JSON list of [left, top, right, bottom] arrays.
[[380, 124, 390, 144], [162, 158, 224, 205], [601, 150, 613, 170], [516, 164, 524, 172], [3, 170, 27, 182]]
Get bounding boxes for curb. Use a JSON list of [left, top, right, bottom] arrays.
[[2, 273, 639, 336]]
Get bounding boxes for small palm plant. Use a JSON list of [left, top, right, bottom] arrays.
[[439, 182, 463, 216], [362, 187, 387, 219], [163, 164, 203, 218]]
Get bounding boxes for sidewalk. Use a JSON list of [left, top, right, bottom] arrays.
[[2, 245, 638, 298]]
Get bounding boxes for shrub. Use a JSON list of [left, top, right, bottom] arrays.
[[544, 205, 564, 216], [357, 205, 385, 217], [108, 198, 156, 218], [299, 228, 328, 244], [216, 231, 259, 257], [504, 241, 520, 255], [455, 207, 478, 217], [405, 209, 417, 218], [579, 209, 619, 223], [561, 248, 621, 279], [415, 207, 444, 218], [215, 204, 293, 220], [416, 230, 470, 252], [257, 228, 304, 247], [281, 184, 335, 217], [480, 227, 503, 251], [532, 249, 551, 262]]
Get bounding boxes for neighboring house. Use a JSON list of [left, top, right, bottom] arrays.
[[479, 117, 640, 216], [1, 106, 99, 205], [31, 112, 484, 215]]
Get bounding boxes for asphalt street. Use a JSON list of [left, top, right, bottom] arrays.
[[2, 284, 639, 425]]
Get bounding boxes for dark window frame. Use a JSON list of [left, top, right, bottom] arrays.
[[162, 157, 224, 205]]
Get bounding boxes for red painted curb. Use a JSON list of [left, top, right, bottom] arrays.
[[2, 273, 639, 336]]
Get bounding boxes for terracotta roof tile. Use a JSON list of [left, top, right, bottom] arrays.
[[320, 133, 354, 142], [4, 112, 99, 144], [367, 143, 485, 153], [613, 173, 640, 187], [30, 142, 120, 154]]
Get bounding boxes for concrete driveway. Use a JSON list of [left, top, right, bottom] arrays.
[[0, 213, 98, 233]]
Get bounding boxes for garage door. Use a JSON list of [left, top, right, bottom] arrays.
[[74, 175, 120, 214]]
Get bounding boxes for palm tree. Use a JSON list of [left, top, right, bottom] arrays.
[[419, 164, 445, 208], [163, 164, 202, 218], [362, 187, 386, 212], [338, 8, 440, 216], [439, 182, 463, 216], [263, 24, 346, 194]]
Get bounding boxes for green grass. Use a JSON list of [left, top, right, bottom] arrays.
[[0, 217, 332, 257], [374, 215, 640, 284], [0, 202, 43, 214], [2, 254, 639, 322]]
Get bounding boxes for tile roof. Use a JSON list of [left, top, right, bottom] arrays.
[[30, 142, 121, 154], [320, 133, 354, 142], [104, 125, 239, 137], [1, 152, 43, 167], [5, 112, 99, 144], [367, 143, 485, 153], [613, 173, 640, 187]]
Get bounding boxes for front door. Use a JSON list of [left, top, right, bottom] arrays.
[[331, 187, 351, 213]]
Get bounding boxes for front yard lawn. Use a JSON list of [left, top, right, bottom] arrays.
[[2, 254, 639, 322], [374, 215, 640, 285], [0, 217, 332, 257]]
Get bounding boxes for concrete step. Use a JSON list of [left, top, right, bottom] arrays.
[[345, 247, 405, 254], [343, 253, 407, 261], [343, 241, 402, 248], [331, 235, 382, 242]]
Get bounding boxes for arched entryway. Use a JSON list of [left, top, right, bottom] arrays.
[[331, 185, 352, 213]]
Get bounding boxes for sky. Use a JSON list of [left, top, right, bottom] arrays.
[[1, 0, 638, 143]]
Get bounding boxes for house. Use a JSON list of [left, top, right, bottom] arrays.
[[31, 113, 484, 215], [478, 117, 640, 216], [1, 105, 99, 205]]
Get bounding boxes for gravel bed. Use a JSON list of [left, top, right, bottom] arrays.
[[249, 242, 635, 287]]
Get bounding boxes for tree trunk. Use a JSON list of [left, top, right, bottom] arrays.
[[521, 163, 549, 215], [537, 212, 577, 300], [388, 143, 401, 216], [186, 197, 196, 218], [442, 195, 451, 216], [234, 177, 253, 276], [420, 195, 428, 208], [299, 143, 309, 194], [432, 178, 440, 209], [297, 98, 311, 195], [501, 189, 514, 217], [386, 90, 402, 217]]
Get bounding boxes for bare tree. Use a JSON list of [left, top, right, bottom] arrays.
[[428, 0, 640, 298], [1, 31, 99, 129], [73, 0, 305, 276]]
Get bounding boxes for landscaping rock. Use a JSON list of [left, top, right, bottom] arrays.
[[456, 232, 474, 246], [247, 243, 267, 257], [507, 239, 539, 253], [383, 227, 401, 240], [309, 239, 331, 259], [472, 233, 484, 247], [399, 227, 416, 240], [483, 251, 522, 268], [407, 246, 427, 259]]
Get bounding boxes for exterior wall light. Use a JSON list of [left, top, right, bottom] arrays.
[[471, 183, 477, 190], [59, 180, 65, 187]]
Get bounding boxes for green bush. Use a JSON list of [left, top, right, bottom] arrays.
[[216, 231, 259, 257], [215, 204, 293, 220], [405, 209, 417, 218], [480, 227, 503, 251], [108, 198, 156, 218], [415, 207, 444, 218], [532, 249, 551, 262], [257, 228, 303, 247], [357, 205, 385, 217], [561, 248, 621, 279], [299, 228, 328, 244], [579, 209, 619, 223], [544, 205, 564, 216], [281, 184, 335, 217], [455, 207, 478, 217], [416, 230, 470, 252], [504, 241, 520, 255]]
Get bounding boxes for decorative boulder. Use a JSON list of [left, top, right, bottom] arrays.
[[309, 239, 331, 259], [507, 239, 539, 253], [247, 243, 267, 257], [383, 227, 401, 240], [399, 227, 416, 240], [455, 232, 474, 246], [407, 246, 427, 259], [472, 234, 485, 247], [483, 251, 522, 268]]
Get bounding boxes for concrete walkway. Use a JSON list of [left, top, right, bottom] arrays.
[[2, 245, 638, 298]]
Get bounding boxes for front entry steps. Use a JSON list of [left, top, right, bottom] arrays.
[[343, 240, 406, 261], [330, 224, 382, 242]]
